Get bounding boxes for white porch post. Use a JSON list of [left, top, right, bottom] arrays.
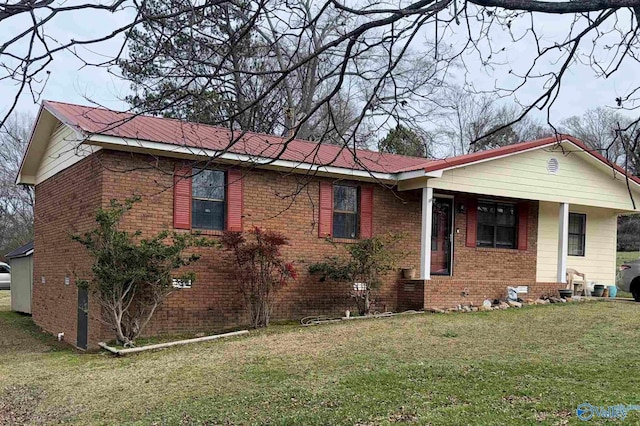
[[420, 187, 434, 280], [557, 202, 569, 283]]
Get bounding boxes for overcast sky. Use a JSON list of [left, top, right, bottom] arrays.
[[1, 3, 637, 128]]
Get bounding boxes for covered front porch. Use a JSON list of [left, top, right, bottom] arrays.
[[397, 189, 573, 310], [393, 138, 635, 310], [397, 187, 620, 310], [418, 188, 580, 283]]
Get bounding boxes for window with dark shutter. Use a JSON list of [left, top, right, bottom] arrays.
[[191, 168, 225, 230], [568, 213, 586, 256], [477, 201, 517, 249], [333, 185, 358, 239]]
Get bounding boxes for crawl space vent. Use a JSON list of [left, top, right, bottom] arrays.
[[547, 157, 559, 174]]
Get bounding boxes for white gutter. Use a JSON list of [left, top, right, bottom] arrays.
[[86, 134, 437, 183]]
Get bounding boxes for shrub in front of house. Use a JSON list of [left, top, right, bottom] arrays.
[[73, 196, 212, 347], [221, 227, 297, 329], [308, 233, 403, 315]]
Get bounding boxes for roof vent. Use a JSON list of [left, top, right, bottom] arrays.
[[547, 157, 559, 174]]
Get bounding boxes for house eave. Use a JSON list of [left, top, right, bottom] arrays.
[[86, 134, 407, 184]]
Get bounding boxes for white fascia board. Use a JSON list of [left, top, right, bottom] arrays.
[[16, 104, 86, 185], [16, 173, 36, 185], [397, 169, 443, 180], [86, 134, 401, 183]]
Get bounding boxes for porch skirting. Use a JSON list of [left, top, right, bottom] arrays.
[[397, 279, 565, 311]]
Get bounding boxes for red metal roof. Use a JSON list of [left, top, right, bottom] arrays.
[[421, 133, 640, 185], [42, 100, 640, 184], [421, 136, 563, 172], [43, 100, 432, 174]]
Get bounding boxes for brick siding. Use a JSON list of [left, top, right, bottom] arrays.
[[33, 149, 562, 348], [96, 150, 421, 340], [396, 195, 563, 310], [32, 155, 106, 348]]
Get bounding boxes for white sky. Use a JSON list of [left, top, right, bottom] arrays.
[[0, 3, 637, 127]]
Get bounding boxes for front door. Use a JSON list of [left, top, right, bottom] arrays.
[[431, 198, 453, 275], [77, 287, 88, 350]]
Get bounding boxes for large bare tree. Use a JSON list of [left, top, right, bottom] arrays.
[[0, 112, 33, 258], [432, 89, 550, 155], [561, 107, 632, 164], [3, 0, 640, 166]]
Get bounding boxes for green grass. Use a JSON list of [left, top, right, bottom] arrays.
[[617, 251, 639, 298], [1, 290, 640, 424], [617, 251, 640, 267]]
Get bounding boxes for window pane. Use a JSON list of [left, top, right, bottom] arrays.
[[477, 224, 494, 247], [0, 266, 8, 273], [333, 212, 358, 239], [192, 199, 225, 230], [568, 235, 584, 256], [496, 204, 516, 226], [496, 226, 516, 248], [192, 169, 225, 200], [334, 185, 357, 212], [477, 203, 495, 225], [569, 214, 585, 235]]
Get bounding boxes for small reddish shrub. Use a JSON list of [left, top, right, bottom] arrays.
[[221, 227, 297, 328]]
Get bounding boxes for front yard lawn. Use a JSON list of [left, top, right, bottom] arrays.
[[617, 251, 640, 267], [0, 290, 639, 424], [617, 251, 640, 298]]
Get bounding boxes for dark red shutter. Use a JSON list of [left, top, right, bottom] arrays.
[[318, 182, 333, 237], [466, 198, 478, 248], [226, 169, 243, 232], [173, 165, 192, 230], [517, 201, 529, 251], [359, 186, 374, 238]]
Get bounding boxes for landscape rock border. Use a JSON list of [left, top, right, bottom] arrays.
[[426, 294, 595, 314]]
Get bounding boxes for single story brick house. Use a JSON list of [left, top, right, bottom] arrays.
[[17, 100, 640, 349]]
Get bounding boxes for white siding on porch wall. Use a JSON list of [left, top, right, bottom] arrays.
[[536, 201, 617, 284], [426, 142, 638, 211]]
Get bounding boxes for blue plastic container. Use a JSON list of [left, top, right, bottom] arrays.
[[608, 285, 617, 298]]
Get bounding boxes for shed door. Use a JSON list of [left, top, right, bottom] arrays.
[[77, 287, 88, 350]]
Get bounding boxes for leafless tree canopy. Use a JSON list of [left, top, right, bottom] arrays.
[[0, 112, 33, 257], [3, 0, 640, 163]]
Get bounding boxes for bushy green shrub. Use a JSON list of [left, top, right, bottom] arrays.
[[73, 197, 212, 346], [309, 233, 403, 315]]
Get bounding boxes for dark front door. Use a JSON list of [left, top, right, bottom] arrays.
[[431, 198, 453, 275], [77, 287, 88, 350]]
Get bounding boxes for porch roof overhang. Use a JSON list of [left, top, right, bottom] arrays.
[[397, 138, 640, 213]]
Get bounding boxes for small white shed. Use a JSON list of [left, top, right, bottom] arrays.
[[5, 241, 33, 314]]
